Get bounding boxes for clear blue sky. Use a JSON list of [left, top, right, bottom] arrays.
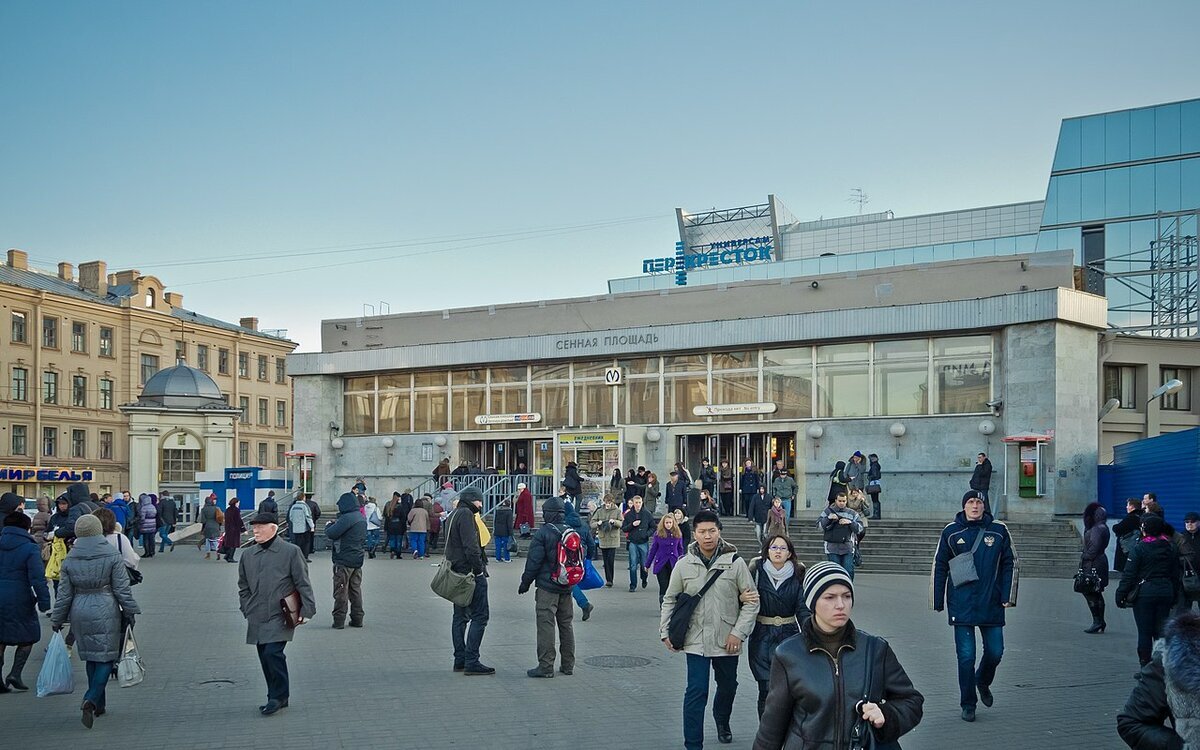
[[3, 1, 1198, 351]]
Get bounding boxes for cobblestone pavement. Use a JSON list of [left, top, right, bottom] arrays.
[[4, 544, 1140, 749]]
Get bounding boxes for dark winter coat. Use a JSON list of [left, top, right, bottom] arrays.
[[664, 480, 688, 512], [386, 497, 408, 536], [258, 496, 278, 515], [325, 493, 368, 568], [621, 507, 654, 545], [1117, 612, 1200, 750], [221, 505, 246, 552], [969, 459, 993, 492], [753, 619, 924, 750], [50, 536, 140, 662], [493, 505, 515, 538], [200, 501, 222, 540], [1115, 508, 1145, 572], [827, 462, 848, 503], [746, 558, 809, 683], [1118, 538, 1181, 607], [158, 496, 178, 527], [740, 469, 763, 496], [54, 483, 96, 539], [237, 535, 316, 644], [749, 493, 772, 525], [699, 465, 719, 494], [1177, 529, 1200, 577], [931, 511, 1019, 627], [0, 526, 52, 645], [563, 466, 583, 498], [520, 498, 570, 594], [1081, 503, 1111, 589], [444, 505, 486, 576]]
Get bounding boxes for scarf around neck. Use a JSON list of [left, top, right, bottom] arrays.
[[763, 560, 794, 589]]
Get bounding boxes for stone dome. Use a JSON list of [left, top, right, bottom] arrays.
[[134, 364, 232, 409]]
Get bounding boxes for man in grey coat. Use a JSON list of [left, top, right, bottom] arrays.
[[323, 493, 367, 629], [237, 511, 316, 717]]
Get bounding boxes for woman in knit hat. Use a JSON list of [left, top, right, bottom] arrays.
[[49, 513, 141, 728], [754, 561, 924, 749]]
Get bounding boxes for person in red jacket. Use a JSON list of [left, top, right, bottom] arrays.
[[515, 483, 535, 539]]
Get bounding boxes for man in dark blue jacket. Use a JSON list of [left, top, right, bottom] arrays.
[[324, 493, 367, 629], [518, 498, 575, 678], [931, 490, 1018, 723]]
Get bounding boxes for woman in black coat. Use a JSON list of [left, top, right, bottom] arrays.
[[1117, 514, 1182, 666], [1080, 502, 1111, 634], [827, 461, 848, 504], [1113, 498, 1144, 573], [745, 535, 809, 717]]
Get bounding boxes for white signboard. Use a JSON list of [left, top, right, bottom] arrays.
[[691, 402, 778, 417], [473, 413, 542, 425], [604, 367, 623, 385]]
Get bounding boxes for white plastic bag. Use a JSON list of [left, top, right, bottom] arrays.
[[117, 625, 144, 688], [36, 632, 74, 697]]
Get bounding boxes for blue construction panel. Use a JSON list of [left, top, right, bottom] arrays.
[[1111, 428, 1200, 530], [1097, 465, 1118, 517]]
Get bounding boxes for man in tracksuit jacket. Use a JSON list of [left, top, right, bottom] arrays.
[[931, 490, 1019, 723]]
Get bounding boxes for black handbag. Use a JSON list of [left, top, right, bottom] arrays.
[[1073, 568, 1101, 594], [849, 636, 879, 750], [1183, 560, 1200, 594], [667, 568, 727, 650]]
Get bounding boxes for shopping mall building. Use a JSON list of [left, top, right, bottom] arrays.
[[289, 97, 1200, 522]]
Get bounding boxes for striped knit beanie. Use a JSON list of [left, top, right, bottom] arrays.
[[803, 560, 855, 611]]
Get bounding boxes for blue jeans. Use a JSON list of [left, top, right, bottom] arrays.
[[365, 530, 380, 553], [84, 661, 114, 710], [452, 576, 489, 668], [572, 585, 590, 608], [158, 525, 173, 552], [388, 534, 404, 555], [495, 536, 511, 562], [683, 653, 738, 750], [255, 642, 289, 702], [408, 531, 427, 558], [827, 552, 856, 579], [628, 542, 649, 588], [781, 499, 793, 519], [953, 624, 1004, 708]]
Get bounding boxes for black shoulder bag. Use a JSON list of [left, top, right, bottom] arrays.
[[849, 636, 880, 750], [667, 567, 727, 650]]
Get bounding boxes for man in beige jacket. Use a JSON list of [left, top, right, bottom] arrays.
[[660, 510, 759, 749]]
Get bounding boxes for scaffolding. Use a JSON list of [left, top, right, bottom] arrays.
[[1089, 212, 1200, 338]]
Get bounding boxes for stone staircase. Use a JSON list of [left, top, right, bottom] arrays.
[[710, 516, 1081, 579]]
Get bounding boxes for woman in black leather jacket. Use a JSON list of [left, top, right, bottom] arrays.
[[1080, 502, 1111, 634], [754, 561, 923, 750], [1117, 514, 1182, 666], [745, 535, 809, 717]]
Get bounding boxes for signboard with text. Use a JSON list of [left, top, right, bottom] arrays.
[[0, 467, 94, 482]]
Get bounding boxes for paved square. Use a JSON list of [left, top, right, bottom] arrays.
[[5, 545, 1140, 749]]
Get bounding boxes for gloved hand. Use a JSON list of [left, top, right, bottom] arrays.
[[518, 581, 530, 595], [122, 612, 136, 629], [52, 624, 63, 632]]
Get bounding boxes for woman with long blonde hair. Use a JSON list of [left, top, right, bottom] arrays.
[[646, 512, 685, 605]]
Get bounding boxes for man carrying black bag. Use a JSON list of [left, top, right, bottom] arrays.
[[659, 510, 758, 749]]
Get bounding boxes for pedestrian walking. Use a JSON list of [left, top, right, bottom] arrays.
[[49, 514, 140, 728], [324, 493, 367, 629], [562, 498, 594, 619], [0, 510, 52, 693], [407, 498, 430, 559], [444, 487, 493, 675], [744, 535, 807, 718], [817, 493, 864, 579], [363, 496, 382, 559], [765, 497, 788, 540], [221, 497, 246, 563], [931, 490, 1018, 722], [258, 491, 278, 515], [827, 461, 848, 504], [739, 460, 762, 518], [157, 492, 177, 552], [1079, 502, 1110, 633], [590, 494, 622, 587], [665, 471, 688, 514], [1117, 514, 1182, 667], [622, 496, 654, 592], [237, 511, 316, 716], [753, 561, 924, 748], [199, 494, 223, 560], [384, 492, 407, 559], [1117, 610, 1200, 749], [644, 471, 662, 515], [136, 494, 159, 558], [518, 497, 575, 678], [659, 510, 758, 749], [770, 469, 797, 521], [428, 496, 444, 553], [515, 482, 535, 540], [647, 513, 685, 606], [970, 452, 993, 513], [866, 452, 883, 519], [493, 498, 514, 563], [698, 458, 719, 498], [845, 451, 867, 494], [749, 486, 771, 545], [717, 461, 735, 516], [287, 495, 314, 563]]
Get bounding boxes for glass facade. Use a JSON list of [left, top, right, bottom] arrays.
[[340, 335, 994, 434]]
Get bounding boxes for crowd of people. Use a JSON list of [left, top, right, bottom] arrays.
[[2, 461, 1198, 748]]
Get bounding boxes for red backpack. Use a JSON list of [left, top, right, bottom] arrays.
[[551, 525, 585, 587]]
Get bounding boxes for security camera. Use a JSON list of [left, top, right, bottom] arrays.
[[810, 280, 819, 289], [986, 399, 1003, 409]]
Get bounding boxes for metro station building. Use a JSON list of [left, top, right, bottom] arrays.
[[290, 97, 1200, 521]]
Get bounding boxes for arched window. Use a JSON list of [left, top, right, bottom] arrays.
[[145, 288, 156, 308]]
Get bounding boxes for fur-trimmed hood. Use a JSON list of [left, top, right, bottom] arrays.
[[1159, 612, 1200, 745]]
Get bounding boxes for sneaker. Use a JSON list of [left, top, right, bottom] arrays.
[[464, 663, 495, 676]]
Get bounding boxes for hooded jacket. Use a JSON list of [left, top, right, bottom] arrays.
[[520, 498, 571, 594], [493, 503, 515, 538], [50, 536, 140, 662], [658, 539, 758, 657], [827, 462, 848, 503], [444, 500, 486, 576], [1118, 612, 1200, 749], [325, 493, 368, 568], [54, 483, 95, 539], [109, 496, 131, 531], [1081, 502, 1111, 588], [931, 510, 1019, 626], [0, 525, 52, 645]]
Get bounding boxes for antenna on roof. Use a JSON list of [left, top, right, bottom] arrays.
[[848, 188, 869, 215]]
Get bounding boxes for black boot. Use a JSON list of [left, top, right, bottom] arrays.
[[6, 644, 31, 691], [0, 648, 9, 694], [1084, 595, 1106, 634]]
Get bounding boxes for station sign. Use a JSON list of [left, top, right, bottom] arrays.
[[558, 432, 620, 446], [604, 367, 623, 385], [691, 402, 778, 417], [474, 413, 542, 425], [0, 467, 95, 482]]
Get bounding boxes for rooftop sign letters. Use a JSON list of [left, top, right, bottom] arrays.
[[642, 236, 775, 282], [0, 467, 94, 482]]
